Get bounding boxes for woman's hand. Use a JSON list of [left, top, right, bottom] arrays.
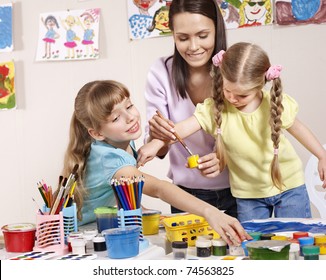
[[148, 113, 176, 142], [193, 152, 220, 178]]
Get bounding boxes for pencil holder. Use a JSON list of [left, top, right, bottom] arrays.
[[33, 211, 68, 255], [43, 203, 78, 244]]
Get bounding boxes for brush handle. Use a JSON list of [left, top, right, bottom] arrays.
[[156, 110, 193, 156]]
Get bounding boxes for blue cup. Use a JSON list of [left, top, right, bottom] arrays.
[[103, 226, 140, 259]]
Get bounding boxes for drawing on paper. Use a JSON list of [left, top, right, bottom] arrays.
[[36, 8, 100, 61], [0, 3, 13, 52], [275, 0, 326, 25], [0, 61, 15, 110]]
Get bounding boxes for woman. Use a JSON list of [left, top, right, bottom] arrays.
[[144, 0, 237, 216]]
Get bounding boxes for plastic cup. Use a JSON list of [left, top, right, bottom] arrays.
[[94, 206, 118, 233], [142, 210, 161, 235]]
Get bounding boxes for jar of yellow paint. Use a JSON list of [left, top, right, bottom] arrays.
[[142, 210, 161, 235], [187, 154, 199, 168], [314, 235, 326, 255]]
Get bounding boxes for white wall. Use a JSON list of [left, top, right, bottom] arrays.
[[0, 0, 325, 228]]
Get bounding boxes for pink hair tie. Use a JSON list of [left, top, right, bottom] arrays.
[[217, 128, 222, 135], [274, 148, 279, 155], [212, 50, 225, 67], [266, 65, 283, 81]]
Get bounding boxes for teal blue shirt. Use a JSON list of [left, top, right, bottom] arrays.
[[79, 140, 137, 225]]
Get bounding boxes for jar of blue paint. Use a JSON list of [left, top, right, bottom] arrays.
[[103, 226, 141, 259], [94, 206, 118, 233]]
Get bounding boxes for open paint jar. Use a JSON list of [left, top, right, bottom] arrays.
[[94, 206, 118, 233], [142, 210, 161, 235], [187, 154, 199, 169], [1, 223, 36, 252], [246, 240, 291, 260], [103, 226, 140, 259]]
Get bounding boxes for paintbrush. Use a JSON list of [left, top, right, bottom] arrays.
[[156, 110, 193, 156]]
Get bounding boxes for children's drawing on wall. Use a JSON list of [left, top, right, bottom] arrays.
[[217, 0, 240, 29], [128, 0, 172, 40], [36, 8, 100, 61], [238, 0, 273, 28], [275, 0, 326, 25], [0, 3, 13, 52], [0, 61, 15, 110]]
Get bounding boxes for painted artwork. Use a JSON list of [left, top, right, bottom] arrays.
[[128, 0, 172, 40], [0, 61, 15, 110], [36, 8, 100, 61], [217, 0, 273, 29], [275, 0, 326, 25], [0, 3, 13, 52]]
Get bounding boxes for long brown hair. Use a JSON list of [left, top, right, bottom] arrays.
[[211, 42, 284, 190], [62, 80, 130, 220]]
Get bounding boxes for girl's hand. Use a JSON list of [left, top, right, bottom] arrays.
[[318, 155, 326, 188], [137, 139, 166, 168], [194, 152, 220, 178], [148, 114, 176, 142]]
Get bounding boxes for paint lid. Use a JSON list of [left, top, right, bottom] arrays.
[[246, 240, 291, 252], [94, 206, 117, 215], [260, 233, 276, 240], [93, 235, 106, 243], [142, 209, 162, 216], [248, 231, 262, 240], [195, 239, 212, 248], [212, 238, 227, 246], [298, 236, 314, 246], [271, 235, 288, 241], [1, 223, 36, 232], [314, 235, 326, 244], [293, 231, 309, 239], [172, 241, 188, 249], [302, 245, 320, 255]]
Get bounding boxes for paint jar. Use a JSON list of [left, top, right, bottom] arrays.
[[71, 238, 86, 255], [314, 235, 326, 255], [246, 240, 291, 260], [94, 206, 118, 233], [289, 243, 300, 260], [171, 241, 188, 259], [1, 223, 36, 253], [83, 229, 98, 252], [93, 235, 107, 252], [195, 239, 211, 257], [229, 244, 244, 256], [260, 233, 275, 240], [212, 238, 227, 256], [302, 245, 320, 260], [103, 226, 140, 259], [142, 209, 161, 235], [187, 154, 199, 169], [293, 231, 309, 240], [248, 231, 262, 241], [67, 231, 84, 252], [298, 236, 314, 256]]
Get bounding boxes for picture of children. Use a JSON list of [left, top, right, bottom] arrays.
[[41, 15, 60, 59]]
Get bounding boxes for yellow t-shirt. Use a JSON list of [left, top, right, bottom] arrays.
[[194, 91, 304, 199]]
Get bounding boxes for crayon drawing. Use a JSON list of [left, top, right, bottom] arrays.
[[275, 0, 326, 25], [0, 61, 15, 110], [0, 3, 13, 52], [128, 0, 172, 40], [36, 8, 100, 61]]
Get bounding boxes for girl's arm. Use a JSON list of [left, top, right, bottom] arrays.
[[287, 118, 326, 187], [115, 165, 251, 245]]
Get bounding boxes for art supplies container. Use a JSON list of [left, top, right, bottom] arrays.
[[67, 231, 84, 252], [93, 235, 106, 252], [162, 214, 219, 246], [195, 239, 211, 257], [248, 231, 262, 241], [246, 240, 291, 260], [293, 231, 309, 240], [71, 238, 86, 255], [229, 244, 244, 256], [302, 245, 320, 260], [271, 235, 288, 241], [289, 243, 300, 260], [103, 226, 141, 259], [83, 229, 98, 251], [314, 235, 326, 255], [187, 154, 199, 168], [212, 238, 227, 256], [1, 223, 36, 252], [172, 241, 188, 259], [298, 236, 314, 256], [142, 209, 161, 235], [94, 206, 118, 233]]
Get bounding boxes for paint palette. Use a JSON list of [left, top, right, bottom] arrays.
[[56, 253, 98, 260], [9, 251, 58, 260]]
